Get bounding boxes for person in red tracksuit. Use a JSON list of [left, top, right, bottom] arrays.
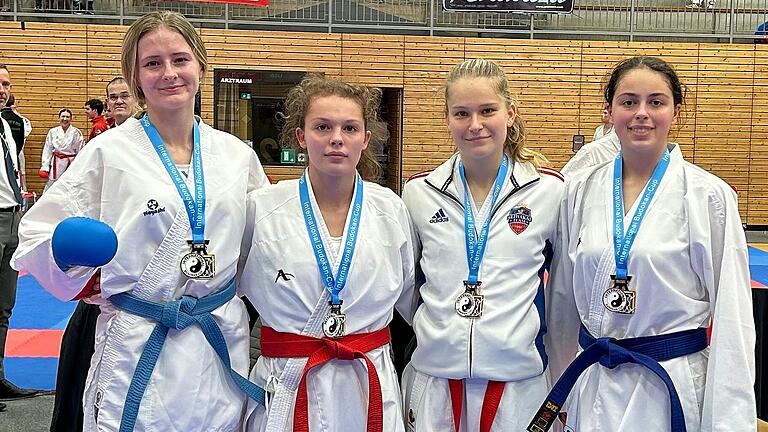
[[84, 98, 109, 141]]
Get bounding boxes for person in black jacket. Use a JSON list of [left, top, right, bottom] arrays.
[[0, 64, 39, 415], [0, 96, 27, 156]]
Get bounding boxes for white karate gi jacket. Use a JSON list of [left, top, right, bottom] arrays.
[[561, 130, 620, 177], [548, 144, 756, 432], [12, 117, 269, 431], [41, 125, 84, 180], [401, 154, 565, 431], [240, 174, 418, 432], [592, 124, 614, 142]]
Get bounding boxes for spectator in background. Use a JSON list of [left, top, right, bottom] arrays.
[[84, 98, 109, 141], [1, 95, 32, 193], [40, 109, 84, 192], [0, 64, 39, 413], [1, 95, 31, 156], [105, 76, 139, 126], [104, 105, 115, 128], [7, 96, 31, 142], [561, 129, 621, 177], [592, 107, 614, 141]]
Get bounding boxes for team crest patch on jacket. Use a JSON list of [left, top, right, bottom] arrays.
[[507, 205, 532, 234]]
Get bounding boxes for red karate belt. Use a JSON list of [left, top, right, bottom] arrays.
[[260, 326, 390, 432], [51, 150, 76, 179], [448, 379, 505, 432]]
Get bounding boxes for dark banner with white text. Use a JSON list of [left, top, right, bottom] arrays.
[[443, 0, 573, 13]]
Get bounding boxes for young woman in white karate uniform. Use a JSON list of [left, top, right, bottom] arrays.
[[12, 11, 269, 431], [240, 75, 417, 432], [537, 55, 756, 432]]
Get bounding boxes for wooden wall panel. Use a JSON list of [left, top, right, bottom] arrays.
[[694, 46, 754, 218], [0, 21, 766, 224], [749, 46, 768, 225], [85, 23, 123, 93], [340, 34, 404, 88], [402, 36, 465, 179]]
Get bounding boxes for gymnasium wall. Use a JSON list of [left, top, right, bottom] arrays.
[[1, 21, 766, 224]]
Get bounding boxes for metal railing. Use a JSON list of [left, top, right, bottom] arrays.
[[1, 0, 767, 42]]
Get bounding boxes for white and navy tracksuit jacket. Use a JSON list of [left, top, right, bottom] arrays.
[[401, 153, 566, 431]]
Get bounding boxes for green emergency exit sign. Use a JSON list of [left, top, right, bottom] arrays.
[[280, 148, 296, 164]]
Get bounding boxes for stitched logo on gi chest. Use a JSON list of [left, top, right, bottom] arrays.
[[507, 205, 531, 234], [143, 199, 166, 216], [275, 269, 294, 283]]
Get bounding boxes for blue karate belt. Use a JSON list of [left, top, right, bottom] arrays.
[[527, 325, 708, 432], [110, 279, 265, 432]]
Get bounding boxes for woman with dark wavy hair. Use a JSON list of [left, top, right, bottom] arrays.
[[540, 55, 756, 432]]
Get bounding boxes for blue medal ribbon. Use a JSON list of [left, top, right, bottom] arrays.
[[612, 148, 670, 280], [299, 173, 364, 306], [141, 115, 206, 245], [458, 155, 509, 285]]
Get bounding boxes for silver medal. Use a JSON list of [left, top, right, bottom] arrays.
[[322, 302, 346, 338], [603, 275, 636, 314], [455, 281, 484, 318], [180, 243, 216, 279]]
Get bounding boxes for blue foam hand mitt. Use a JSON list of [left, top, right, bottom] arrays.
[[51, 217, 118, 272]]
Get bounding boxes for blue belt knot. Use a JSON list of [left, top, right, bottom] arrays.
[[595, 337, 633, 369], [159, 295, 197, 329], [109, 279, 265, 432]]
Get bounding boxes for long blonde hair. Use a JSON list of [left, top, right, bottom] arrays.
[[121, 11, 207, 107], [279, 74, 387, 182], [445, 58, 547, 167]]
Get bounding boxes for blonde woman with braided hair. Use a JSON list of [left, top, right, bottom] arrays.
[[240, 74, 418, 432], [401, 58, 565, 432]]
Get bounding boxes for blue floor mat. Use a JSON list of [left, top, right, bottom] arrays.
[[10, 275, 75, 330], [750, 246, 768, 286], [5, 357, 60, 391]]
